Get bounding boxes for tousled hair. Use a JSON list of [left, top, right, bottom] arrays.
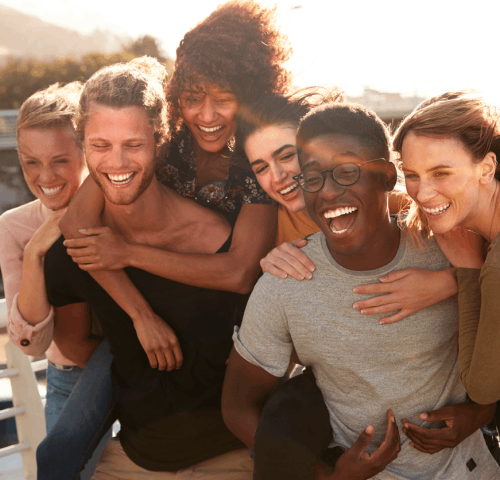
[[75, 56, 168, 148], [17, 82, 83, 145], [296, 102, 391, 163], [393, 89, 500, 241], [237, 86, 346, 149], [166, 0, 292, 147]]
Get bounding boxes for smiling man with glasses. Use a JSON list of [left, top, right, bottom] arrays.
[[222, 103, 500, 479]]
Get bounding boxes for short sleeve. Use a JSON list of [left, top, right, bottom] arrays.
[[233, 275, 292, 377]]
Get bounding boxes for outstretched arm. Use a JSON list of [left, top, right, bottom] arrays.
[[65, 203, 278, 293]]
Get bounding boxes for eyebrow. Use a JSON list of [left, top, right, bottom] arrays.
[[18, 150, 69, 160], [249, 144, 296, 167], [403, 164, 453, 173], [87, 137, 147, 142]]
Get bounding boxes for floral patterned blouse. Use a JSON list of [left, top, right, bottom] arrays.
[[156, 129, 273, 226]]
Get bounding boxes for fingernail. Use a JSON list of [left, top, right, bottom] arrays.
[[306, 273, 312, 280], [419, 413, 428, 419], [281, 274, 288, 279], [353, 287, 359, 293], [379, 320, 385, 325], [360, 309, 367, 315], [298, 276, 304, 280], [79, 228, 87, 234], [353, 303, 360, 310], [380, 276, 388, 282], [309, 265, 315, 272]]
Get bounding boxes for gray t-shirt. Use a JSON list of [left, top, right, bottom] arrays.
[[235, 231, 499, 479]]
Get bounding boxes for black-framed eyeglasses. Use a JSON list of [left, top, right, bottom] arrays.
[[293, 158, 387, 193]]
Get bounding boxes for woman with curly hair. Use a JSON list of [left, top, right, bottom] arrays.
[[61, 0, 291, 370]]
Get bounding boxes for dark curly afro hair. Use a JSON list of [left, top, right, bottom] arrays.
[[166, 0, 292, 145]]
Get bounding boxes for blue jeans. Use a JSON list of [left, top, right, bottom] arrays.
[[45, 363, 84, 434], [37, 339, 115, 480]]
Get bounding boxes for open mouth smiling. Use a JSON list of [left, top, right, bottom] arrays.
[[324, 206, 358, 234], [197, 125, 224, 137], [106, 172, 135, 185], [40, 184, 65, 196], [422, 203, 450, 216], [279, 182, 300, 197]]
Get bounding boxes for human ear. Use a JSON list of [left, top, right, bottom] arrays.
[[479, 152, 497, 185], [384, 161, 398, 192]]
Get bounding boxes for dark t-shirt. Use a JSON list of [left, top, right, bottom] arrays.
[[44, 233, 244, 471]]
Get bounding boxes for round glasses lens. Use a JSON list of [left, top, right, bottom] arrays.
[[334, 163, 359, 185], [302, 171, 324, 192]]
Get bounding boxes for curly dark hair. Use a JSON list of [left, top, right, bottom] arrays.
[[166, 0, 292, 145]]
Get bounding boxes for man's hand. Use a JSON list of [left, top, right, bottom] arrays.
[[63, 226, 130, 271], [260, 239, 315, 280], [402, 402, 496, 454], [315, 410, 401, 479], [132, 312, 183, 371]]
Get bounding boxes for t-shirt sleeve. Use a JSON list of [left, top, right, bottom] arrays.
[[234, 169, 274, 205], [232, 275, 292, 377], [44, 237, 85, 307], [454, 263, 500, 404]]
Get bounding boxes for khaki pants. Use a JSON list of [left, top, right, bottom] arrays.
[[91, 438, 254, 479]]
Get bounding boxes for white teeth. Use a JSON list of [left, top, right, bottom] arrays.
[[324, 206, 358, 218], [279, 183, 299, 195], [330, 226, 348, 234], [107, 173, 134, 185], [40, 185, 64, 196], [422, 203, 450, 215], [198, 125, 223, 133]]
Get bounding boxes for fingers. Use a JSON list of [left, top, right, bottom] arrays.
[[353, 283, 391, 295], [147, 351, 158, 369], [375, 410, 400, 462], [402, 419, 452, 452], [291, 238, 308, 248], [64, 237, 96, 248], [379, 269, 413, 283], [262, 251, 313, 280], [78, 226, 111, 235], [354, 302, 401, 316], [379, 309, 413, 325], [349, 424, 375, 458]]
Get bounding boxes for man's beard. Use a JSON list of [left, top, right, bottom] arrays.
[[87, 161, 156, 206]]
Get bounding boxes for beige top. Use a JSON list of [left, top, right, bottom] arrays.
[[454, 230, 500, 404], [0, 200, 75, 364]]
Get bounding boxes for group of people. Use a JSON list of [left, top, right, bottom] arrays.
[[1, 1, 500, 479]]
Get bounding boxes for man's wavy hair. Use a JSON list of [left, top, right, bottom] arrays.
[[75, 56, 169, 149], [166, 0, 292, 146], [17, 82, 83, 146], [393, 89, 500, 243]]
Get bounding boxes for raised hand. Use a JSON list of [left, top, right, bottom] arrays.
[[260, 238, 315, 280], [26, 208, 67, 258]]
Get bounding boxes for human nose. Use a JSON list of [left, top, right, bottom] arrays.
[[198, 98, 218, 123], [38, 164, 57, 183], [414, 177, 436, 203], [109, 146, 130, 170], [270, 164, 287, 184], [319, 170, 345, 198]]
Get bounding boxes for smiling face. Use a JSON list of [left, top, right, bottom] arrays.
[[180, 83, 238, 154], [244, 124, 304, 212], [84, 104, 157, 206], [401, 133, 484, 234], [300, 134, 397, 269], [18, 127, 87, 211]]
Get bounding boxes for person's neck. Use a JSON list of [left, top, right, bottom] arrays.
[[298, 207, 313, 221], [461, 179, 500, 243], [192, 138, 229, 168], [329, 213, 400, 271], [102, 178, 172, 240]]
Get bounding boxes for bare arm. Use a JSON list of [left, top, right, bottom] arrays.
[[221, 346, 279, 450], [52, 302, 101, 368], [65, 203, 278, 294]]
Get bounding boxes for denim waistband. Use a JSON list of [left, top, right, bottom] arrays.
[[48, 360, 79, 372]]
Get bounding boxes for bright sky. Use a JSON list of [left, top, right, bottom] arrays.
[[3, 0, 500, 103]]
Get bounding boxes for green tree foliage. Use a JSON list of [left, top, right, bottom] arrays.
[[0, 36, 171, 109]]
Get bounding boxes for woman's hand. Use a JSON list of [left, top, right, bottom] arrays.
[[434, 227, 484, 269], [132, 312, 183, 371], [25, 208, 67, 259], [63, 226, 131, 271], [315, 410, 400, 480], [402, 402, 495, 454], [352, 268, 458, 324], [260, 238, 315, 280]]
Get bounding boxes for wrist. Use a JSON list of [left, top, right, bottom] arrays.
[[24, 240, 46, 261]]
